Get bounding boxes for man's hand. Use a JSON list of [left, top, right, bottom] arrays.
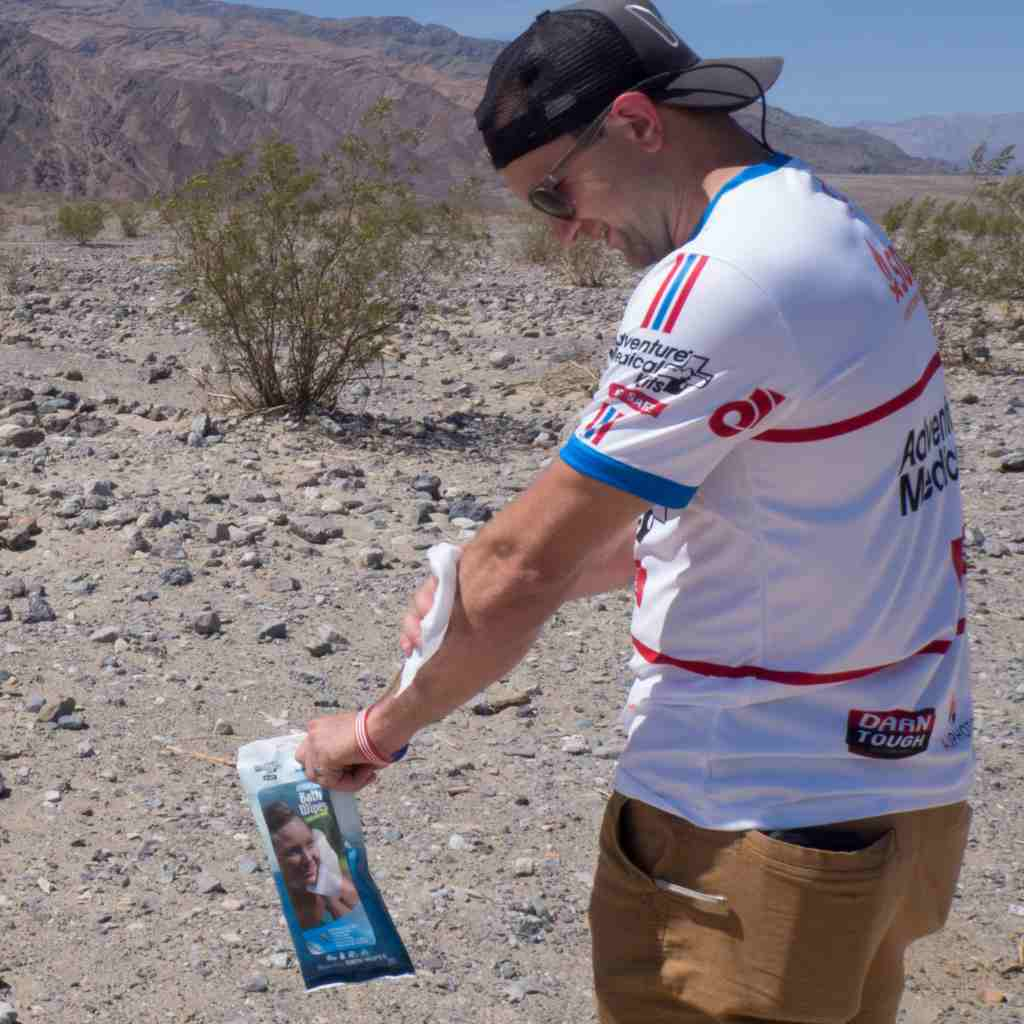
[[295, 713, 379, 793], [400, 575, 438, 656]]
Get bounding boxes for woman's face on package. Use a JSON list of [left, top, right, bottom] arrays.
[[272, 818, 320, 891]]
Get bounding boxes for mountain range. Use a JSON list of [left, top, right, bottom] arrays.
[[0, 0, 963, 200], [855, 113, 1024, 169]]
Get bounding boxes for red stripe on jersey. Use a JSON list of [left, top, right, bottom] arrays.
[[754, 352, 943, 443], [662, 254, 709, 333], [632, 616, 966, 687], [642, 253, 684, 329]]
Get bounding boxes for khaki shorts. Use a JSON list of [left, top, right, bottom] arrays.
[[589, 793, 971, 1024]]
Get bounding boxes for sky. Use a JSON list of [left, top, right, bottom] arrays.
[[222, 0, 1024, 126]]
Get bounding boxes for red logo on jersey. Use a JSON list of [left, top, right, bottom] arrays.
[[951, 535, 966, 584], [846, 707, 935, 760], [709, 389, 786, 438], [608, 383, 667, 418]]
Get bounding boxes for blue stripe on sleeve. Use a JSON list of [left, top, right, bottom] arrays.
[[560, 435, 697, 509]]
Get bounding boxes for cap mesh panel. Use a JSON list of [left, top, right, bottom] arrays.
[[475, 11, 647, 169]]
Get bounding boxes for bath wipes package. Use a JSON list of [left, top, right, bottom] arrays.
[[238, 543, 462, 990], [237, 733, 414, 990]]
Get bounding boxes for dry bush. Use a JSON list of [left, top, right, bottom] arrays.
[[518, 216, 562, 265], [884, 144, 1023, 319], [56, 201, 107, 245], [0, 249, 29, 295], [115, 201, 145, 239], [157, 100, 480, 414], [560, 236, 615, 287]]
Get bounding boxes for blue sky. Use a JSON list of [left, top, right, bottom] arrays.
[[223, 0, 1024, 125]]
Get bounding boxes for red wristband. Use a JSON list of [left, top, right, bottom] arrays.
[[354, 706, 392, 768]]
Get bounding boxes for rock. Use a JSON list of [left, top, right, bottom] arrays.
[[77, 740, 96, 758], [195, 872, 225, 895], [361, 546, 386, 569], [124, 528, 151, 554], [57, 497, 84, 518], [37, 696, 76, 724], [44, 789, 62, 804], [57, 714, 86, 731], [191, 413, 211, 437], [0, 771, 8, 798], [1001, 450, 1024, 473], [269, 952, 290, 969], [0, 606, 10, 622], [90, 626, 120, 643], [289, 517, 345, 545], [3, 516, 41, 551], [238, 857, 260, 875], [489, 350, 515, 369], [984, 540, 1011, 558], [85, 479, 114, 497], [214, 718, 235, 736], [22, 594, 56, 624], [447, 496, 492, 522], [412, 474, 442, 500], [269, 576, 300, 593], [561, 734, 591, 755], [205, 522, 229, 542], [160, 566, 193, 587], [193, 611, 221, 637], [0, 1000, 17, 1023], [240, 974, 269, 994], [513, 857, 536, 877], [448, 833, 471, 852], [258, 621, 287, 641], [0, 424, 45, 448]]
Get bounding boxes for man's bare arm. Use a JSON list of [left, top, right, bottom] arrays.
[[369, 460, 649, 753]]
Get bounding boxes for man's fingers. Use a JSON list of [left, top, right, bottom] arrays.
[[413, 577, 437, 616], [318, 764, 378, 792]]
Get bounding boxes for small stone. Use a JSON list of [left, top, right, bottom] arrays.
[[160, 566, 193, 587], [124, 528, 151, 554], [238, 550, 261, 568], [77, 740, 96, 758], [205, 522, 229, 542], [513, 857, 535, 877], [238, 857, 260, 875], [489, 350, 515, 370], [983, 539, 1010, 558], [269, 952, 290, 969], [0, 606, 10, 622], [561, 734, 591, 755], [58, 497, 84, 518], [191, 413, 211, 437], [44, 789, 62, 804], [361, 546, 385, 570], [241, 974, 269, 994], [0, 1002, 16, 1024], [258, 621, 287, 641], [90, 626, 120, 644], [25, 694, 45, 713], [36, 696, 76, 723], [448, 833, 471, 852], [0, 424, 45, 448], [22, 594, 56, 624], [214, 718, 235, 736], [269, 575, 300, 593], [411, 474, 442, 500], [1000, 451, 1024, 473], [56, 714, 86, 731], [195, 872, 225, 895], [193, 611, 222, 637], [0, 771, 8, 798]]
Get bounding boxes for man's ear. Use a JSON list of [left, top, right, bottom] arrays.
[[607, 91, 664, 152]]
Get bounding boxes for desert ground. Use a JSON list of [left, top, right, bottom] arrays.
[[1, 173, 1023, 1024]]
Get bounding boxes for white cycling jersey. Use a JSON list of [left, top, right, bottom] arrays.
[[561, 155, 973, 830]]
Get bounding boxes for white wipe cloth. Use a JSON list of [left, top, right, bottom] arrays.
[[396, 543, 462, 696], [307, 827, 344, 898]]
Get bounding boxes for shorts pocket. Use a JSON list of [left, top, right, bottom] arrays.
[[743, 825, 897, 879]]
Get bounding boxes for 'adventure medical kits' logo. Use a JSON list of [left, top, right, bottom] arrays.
[[709, 388, 786, 437], [846, 707, 935, 759]]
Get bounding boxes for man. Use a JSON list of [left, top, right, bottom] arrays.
[[297, 2, 974, 1021]]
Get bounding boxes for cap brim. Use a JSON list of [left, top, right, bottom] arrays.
[[657, 57, 783, 111]]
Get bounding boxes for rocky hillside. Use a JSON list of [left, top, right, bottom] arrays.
[[0, 0, 950, 198], [856, 112, 1024, 168]]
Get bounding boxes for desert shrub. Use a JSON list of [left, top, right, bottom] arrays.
[[55, 201, 106, 245], [560, 236, 615, 287], [156, 100, 479, 414], [0, 249, 29, 294], [115, 201, 145, 238], [518, 217, 561, 265], [883, 144, 1023, 314]]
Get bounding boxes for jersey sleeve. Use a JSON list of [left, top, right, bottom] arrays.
[[561, 253, 812, 508]]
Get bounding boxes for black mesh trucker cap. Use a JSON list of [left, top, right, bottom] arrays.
[[476, 0, 783, 169]]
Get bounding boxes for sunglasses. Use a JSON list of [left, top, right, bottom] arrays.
[[527, 101, 615, 220]]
